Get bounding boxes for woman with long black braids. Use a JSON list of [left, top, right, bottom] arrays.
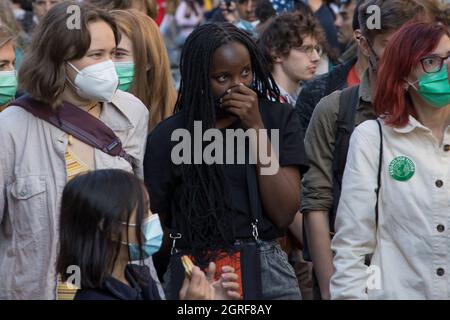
[[144, 22, 309, 300]]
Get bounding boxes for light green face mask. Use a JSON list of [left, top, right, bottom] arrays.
[[0, 70, 17, 106], [115, 61, 135, 92], [411, 66, 450, 109]]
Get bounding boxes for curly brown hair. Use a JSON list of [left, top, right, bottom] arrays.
[[421, 0, 450, 26], [257, 11, 325, 71]]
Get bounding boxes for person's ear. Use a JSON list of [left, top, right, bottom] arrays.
[[358, 35, 371, 58], [353, 29, 362, 43], [273, 55, 283, 63], [271, 50, 283, 64], [403, 75, 418, 91], [402, 81, 410, 91]]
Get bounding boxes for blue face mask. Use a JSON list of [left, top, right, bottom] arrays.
[[121, 214, 163, 261]]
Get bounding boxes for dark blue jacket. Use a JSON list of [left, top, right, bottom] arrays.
[[295, 57, 357, 137]]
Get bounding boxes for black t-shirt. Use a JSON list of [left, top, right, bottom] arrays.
[[144, 98, 309, 245]]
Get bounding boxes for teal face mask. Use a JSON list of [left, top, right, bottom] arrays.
[[410, 67, 450, 108], [114, 61, 135, 92], [0, 70, 17, 106]]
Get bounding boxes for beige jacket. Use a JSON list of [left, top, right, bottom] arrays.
[[0, 90, 149, 299], [331, 117, 450, 299]]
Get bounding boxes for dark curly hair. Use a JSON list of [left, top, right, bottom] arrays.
[[257, 11, 325, 71]]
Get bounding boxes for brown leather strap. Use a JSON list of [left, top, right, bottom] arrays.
[[11, 95, 135, 167]]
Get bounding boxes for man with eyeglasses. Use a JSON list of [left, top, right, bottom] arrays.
[[295, 0, 365, 138], [258, 11, 322, 106]]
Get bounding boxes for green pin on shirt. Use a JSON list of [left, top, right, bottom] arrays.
[[389, 156, 415, 181]]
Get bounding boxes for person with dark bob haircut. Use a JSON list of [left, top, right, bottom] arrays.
[[0, 1, 149, 299], [331, 22, 450, 299], [57, 169, 240, 300]]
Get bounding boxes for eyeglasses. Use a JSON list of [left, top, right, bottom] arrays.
[[420, 54, 450, 74], [296, 44, 323, 57]]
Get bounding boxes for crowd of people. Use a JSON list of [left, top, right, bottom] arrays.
[[0, 0, 449, 300]]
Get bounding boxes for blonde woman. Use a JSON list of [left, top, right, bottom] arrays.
[[111, 9, 177, 131]]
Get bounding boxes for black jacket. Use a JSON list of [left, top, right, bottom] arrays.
[[295, 58, 357, 137], [74, 265, 162, 300]]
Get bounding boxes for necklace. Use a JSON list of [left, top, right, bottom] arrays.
[[85, 101, 98, 113], [79, 101, 98, 113]]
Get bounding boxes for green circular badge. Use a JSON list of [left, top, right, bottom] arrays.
[[389, 156, 415, 181]]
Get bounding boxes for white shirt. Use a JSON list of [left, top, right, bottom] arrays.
[[331, 116, 450, 300], [278, 84, 302, 107]]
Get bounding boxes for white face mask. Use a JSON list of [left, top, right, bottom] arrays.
[[67, 60, 119, 102]]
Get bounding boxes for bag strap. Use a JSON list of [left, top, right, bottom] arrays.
[[303, 85, 359, 261], [335, 85, 360, 171], [329, 85, 360, 230], [11, 95, 135, 167], [246, 159, 262, 242], [375, 119, 383, 227]]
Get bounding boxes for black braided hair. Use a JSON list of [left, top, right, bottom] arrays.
[[173, 22, 280, 268]]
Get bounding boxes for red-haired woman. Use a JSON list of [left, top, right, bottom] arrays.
[[330, 22, 450, 300]]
